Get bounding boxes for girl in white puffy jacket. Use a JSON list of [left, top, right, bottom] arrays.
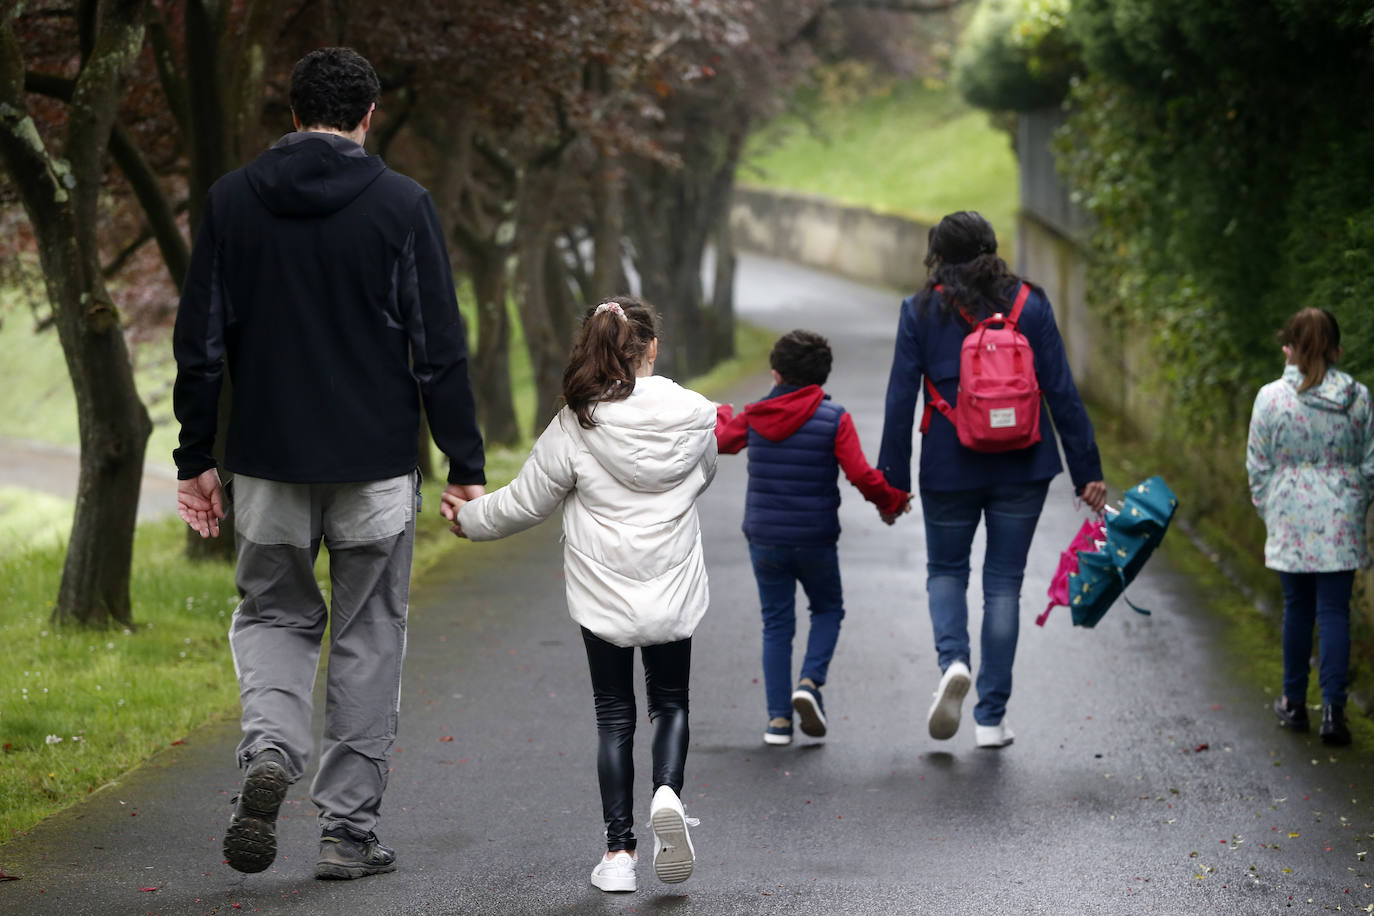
[[444, 296, 717, 894]]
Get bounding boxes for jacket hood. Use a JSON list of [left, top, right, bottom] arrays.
[[743, 384, 826, 441], [1283, 364, 1359, 413], [579, 376, 717, 493], [244, 132, 386, 217]]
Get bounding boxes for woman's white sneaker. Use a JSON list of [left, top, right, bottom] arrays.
[[649, 785, 695, 885], [975, 722, 1015, 748], [927, 661, 971, 740], [590, 850, 637, 892]]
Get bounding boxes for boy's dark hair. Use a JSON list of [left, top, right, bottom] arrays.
[[770, 329, 832, 387], [289, 48, 381, 132]]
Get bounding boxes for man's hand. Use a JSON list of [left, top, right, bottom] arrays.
[[177, 468, 225, 538], [441, 483, 485, 537], [1078, 480, 1108, 513]]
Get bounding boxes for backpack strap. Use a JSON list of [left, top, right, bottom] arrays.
[[1007, 282, 1030, 324]]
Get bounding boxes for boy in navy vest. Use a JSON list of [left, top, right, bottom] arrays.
[[716, 330, 909, 745]]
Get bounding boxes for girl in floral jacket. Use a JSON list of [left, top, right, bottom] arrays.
[[1246, 307, 1374, 746]]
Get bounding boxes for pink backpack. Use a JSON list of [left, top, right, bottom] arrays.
[[919, 282, 1042, 453]]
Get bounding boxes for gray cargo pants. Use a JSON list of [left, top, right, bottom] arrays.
[[228, 471, 418, 838]]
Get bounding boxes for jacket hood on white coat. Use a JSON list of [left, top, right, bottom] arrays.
[[1283, 364, 1360, 413], [580, 376, 718, 492]]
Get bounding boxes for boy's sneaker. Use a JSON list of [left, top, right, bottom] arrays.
[[764, 717, 794, 746], [791, 681, 827, 738], [315, 827, 397, 880], [975, 722, 1015, 748], [222, 748, 289, 873], [927, 661, 971, 740], [649, 785, 696, 885], [1273, 695, 1310, 732], [590, 850, 637, 892]]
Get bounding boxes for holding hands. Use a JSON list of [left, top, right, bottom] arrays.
[[441, 483, 485, 537]]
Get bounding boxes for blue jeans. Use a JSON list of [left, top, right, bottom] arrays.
[[749, 543, 846, 721], [921, 480, 1049, 726], [1278, 570, 1352, 707]]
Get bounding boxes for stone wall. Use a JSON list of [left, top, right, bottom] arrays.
[[730, 186, 930, 293]]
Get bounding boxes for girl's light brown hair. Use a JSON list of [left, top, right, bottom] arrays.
[[562, 296, 659, 429], [1280, 307, 1341, 393]]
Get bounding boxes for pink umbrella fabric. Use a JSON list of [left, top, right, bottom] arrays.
[[1036, 515, 1106, 627]]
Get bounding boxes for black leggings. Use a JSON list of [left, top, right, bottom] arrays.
[[581, 627, 691, 852]]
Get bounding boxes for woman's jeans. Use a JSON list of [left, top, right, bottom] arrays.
[[749, 543, 846, 721], [1277, 570, 1352, 707], [920, 480, 1050, 726], [581, 628, 691, 852]]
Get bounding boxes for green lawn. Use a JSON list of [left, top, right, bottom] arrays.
[[743, 80, 1020, 253]]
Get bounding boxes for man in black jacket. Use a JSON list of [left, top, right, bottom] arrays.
[[172, 47, 485, 880]]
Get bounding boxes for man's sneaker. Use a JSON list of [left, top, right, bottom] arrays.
[[590, 850, 637, 892], [1320, 704, 1352, 746], [222, 749, 289, 874], [975, 722, 1015, 748], [764, 717, 793, 746], [791, 681, 828, 738], [927, 661, 971, 740], [315, 827, 397, 880], [649, 785, 695, 885], [1274, 695, 1310, 732]]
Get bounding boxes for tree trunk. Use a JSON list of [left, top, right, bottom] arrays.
[[515, 228, 567, 433], [590, 157, 625, 300], [710, 207, 738, 363], [468, 245, 520, 446], [0, 2, 153, 628]]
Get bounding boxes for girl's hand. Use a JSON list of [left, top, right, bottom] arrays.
[[1078, 481, 1108, 513]]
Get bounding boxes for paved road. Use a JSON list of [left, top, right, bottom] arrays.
[[2, 253, 1371, 915], [0, 437, 178, 520]]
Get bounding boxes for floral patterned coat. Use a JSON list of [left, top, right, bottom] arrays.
[[1246, 364, 1374, 572]]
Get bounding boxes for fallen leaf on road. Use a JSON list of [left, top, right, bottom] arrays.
[[439, 736, 454, 742], [0, 871, 20, 881], [139, 886, 158, 892], [1194, 744, 1209, 752]]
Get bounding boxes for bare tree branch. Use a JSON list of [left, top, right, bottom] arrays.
[[24, 70, 191, 289]]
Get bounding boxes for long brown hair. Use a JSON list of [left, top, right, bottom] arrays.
[[1280, 307, 1341, 393], [920, 210, 1028, 322], [562, 295, 659, 428]]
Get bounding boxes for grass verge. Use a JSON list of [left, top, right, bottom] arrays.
[[743, 79, 1020, 249], [0, 322, 772, 846]]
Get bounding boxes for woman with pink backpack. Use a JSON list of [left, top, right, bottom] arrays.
[[877, 211, 1107, 749]]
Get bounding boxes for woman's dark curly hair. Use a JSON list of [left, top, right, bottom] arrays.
[[289, 48, 380, 132], [918, 211, 1031, 324], [562, 296, 659, 429]]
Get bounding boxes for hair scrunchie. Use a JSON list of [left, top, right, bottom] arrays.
[[594, 301, 627, 320]]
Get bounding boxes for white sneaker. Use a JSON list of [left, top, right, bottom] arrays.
[[927, 661, 972, 740], [649, 785, 695, 885], [590, 850, 637, 892], [975, 722, 1015, 748]]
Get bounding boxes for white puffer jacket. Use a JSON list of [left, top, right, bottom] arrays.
[[457, 375, 718, 647]]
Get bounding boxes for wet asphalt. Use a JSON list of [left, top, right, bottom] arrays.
[[1, 252, 1370, 916]]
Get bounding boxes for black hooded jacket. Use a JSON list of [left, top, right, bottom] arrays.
[[172, 132, 485, 485]]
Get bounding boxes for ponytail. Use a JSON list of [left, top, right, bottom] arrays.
[[562, 296, 660, 428], [1280, 307, 1341, 393]]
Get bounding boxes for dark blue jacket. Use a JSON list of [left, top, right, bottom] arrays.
[[717, 385, 908, 547], [877, 284, 1102, 493]]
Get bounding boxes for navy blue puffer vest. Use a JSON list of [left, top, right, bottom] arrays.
[[743, 399, 844, 546]]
